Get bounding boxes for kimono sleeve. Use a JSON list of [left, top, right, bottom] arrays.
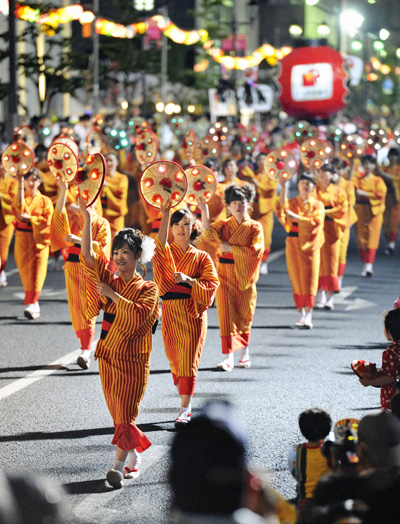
[[79, 251, 113, 319], [50, 208, 70, 252], [232, 222, 264, 290], [275, 199, 291, 231], [191, 252, 219, 316], [30, 196, 53, 248], [370, 176, 387, 215], [92, 216, 112, 260], [113, 281, 159, 340], [152, 235, 176, 295], [203, 220, 225, 246]]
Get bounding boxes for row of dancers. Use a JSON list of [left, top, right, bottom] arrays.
[[0, 146, 395, 487]]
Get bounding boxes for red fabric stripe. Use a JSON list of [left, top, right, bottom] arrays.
[[318, 275, 339, 293], [102, 319, 113, 332], [218, 252, 234, 261], [366, 249, 377, 264], [111, 423, 151, 453], [290, 225, 299, 233], [178, 376, 196, 396], [167, 284, 191, 295], [15, 221, 33, 231], [67, 245, 81, 256], [262, 248, 271, 262], [338, 262, 346, 277], [221, 333, 250, 354]]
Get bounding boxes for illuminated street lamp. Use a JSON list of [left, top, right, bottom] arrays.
[[379, 28, 390, 41], [305, 0, 320, 5], [289, 24, 303, 37], [373, 40, 385, 51], [317, 22, 330, 36], [339, 10, 364, 37], [351, 40, 363, 51]]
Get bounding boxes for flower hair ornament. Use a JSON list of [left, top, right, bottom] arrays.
[[139, 235, 156, 265]]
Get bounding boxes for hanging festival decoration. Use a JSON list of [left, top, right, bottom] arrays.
[[277, 45, 349, 118], [195, 136, 221, 163]]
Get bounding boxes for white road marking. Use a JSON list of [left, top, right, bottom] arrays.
[[268, 248, 285, 263], [73, 445, 169, 522], [13, 287, 67, 300], [0, 345, 97, 401], [335, 286, 376, 311], [4, 268, 19, 276]]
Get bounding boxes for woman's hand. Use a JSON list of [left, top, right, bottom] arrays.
[[172, 272, 193, 286], [96, 282, 116, 299], [285, 209, 299, 220], [160, 198, 172, 217], [17, 212, 30, 223], [219, 242, 232, 253], [64, 234, 82, 244], [77, 195, 91, 218], [359, 377, 371, 387], [197, 196, 207, 212], [67, 203, 80, 215]]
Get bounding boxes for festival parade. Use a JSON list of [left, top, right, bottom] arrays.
[[2, 0, 400, 523]]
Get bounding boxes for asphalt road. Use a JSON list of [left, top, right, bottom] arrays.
[[0, 220, 398, 523]]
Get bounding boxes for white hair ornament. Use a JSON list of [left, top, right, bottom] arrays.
[[139, 235, 156, 265]]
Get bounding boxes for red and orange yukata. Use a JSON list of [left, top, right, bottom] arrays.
[[338, 178, 358, 278], [101, 171, 129, 238], [382, 164, 400, 245], [353, 172, 387, 264], [276, 196, 325, 309], [314, 184, 348, 293], [205, 216, 263, 354], [0, 175, 18, 273], [81, 251, 159, 452], [12, 191, 53, 305], [153, 237, 219, 395], [50, 207, 111, 351], [241, 166, 278, 263]]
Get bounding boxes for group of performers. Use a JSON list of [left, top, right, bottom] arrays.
[[0, 118, 399, 488]]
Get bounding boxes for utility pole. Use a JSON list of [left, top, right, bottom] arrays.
[[7, 0, 18, 141], [92, 0, 100, 116], [160, 4, 168, 151]]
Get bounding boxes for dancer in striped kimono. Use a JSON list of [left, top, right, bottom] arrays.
[[199, 183, 264, 371], [79, 197, 159, 488], [50, 182, 111, 369], [153, 200, 219, 426], [12, 169, 53, 319]]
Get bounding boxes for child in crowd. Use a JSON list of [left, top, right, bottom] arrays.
[[289, 408, 332, 522], [359, 308, 400, 409]]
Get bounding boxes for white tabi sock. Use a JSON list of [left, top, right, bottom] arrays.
[[239, 347, 250, 362], [126, 449, 141, 470], [113, 459, 125, 473]]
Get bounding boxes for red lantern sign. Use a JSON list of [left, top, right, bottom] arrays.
[[277, 45, 348, 119]]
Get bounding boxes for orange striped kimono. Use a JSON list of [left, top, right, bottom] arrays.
[[241, 166, 278, 262], [152, 236, 219, 395], [353, 172, 387, 264], [338, 178, 358, 277], [50, 208, 111, 350], [314, 184, 347, 292], [205, 216, 263, 354], [382, 165, 400, 243], [194, 182, 227, 264], [101, 171, 129, 237], [276, 196, 325, 309], [12, 191, 53, 304], [0, 176, 18, 272], [80, 251, 159, 452]]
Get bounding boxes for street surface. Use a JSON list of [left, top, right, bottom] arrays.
[[0, 220, 397, 523]]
